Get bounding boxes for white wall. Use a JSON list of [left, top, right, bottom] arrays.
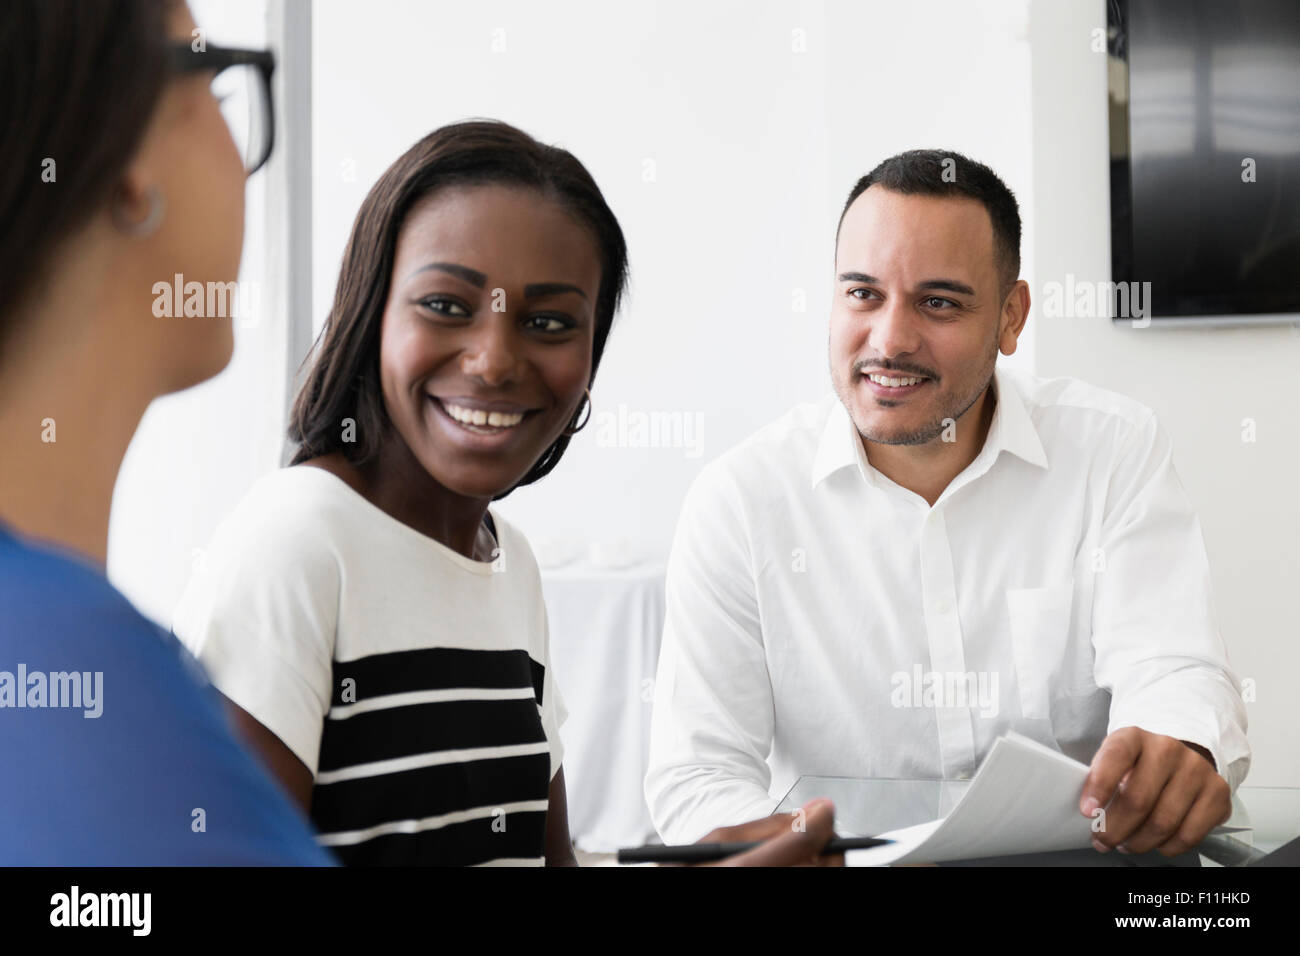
[[1028, 0, 1300, 786], [109, 0, 284, 626], [310, 0, 1035, 562], [103, 0, 1291, 789]]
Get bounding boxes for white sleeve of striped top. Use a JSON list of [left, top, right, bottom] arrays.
[[171, 476, 339, 777]]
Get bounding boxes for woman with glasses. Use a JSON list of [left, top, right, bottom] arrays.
[[0, 0, 328, 864]]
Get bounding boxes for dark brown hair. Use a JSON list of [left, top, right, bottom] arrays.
[[0, 0, 172, 344], [288, 119, 629, 497]]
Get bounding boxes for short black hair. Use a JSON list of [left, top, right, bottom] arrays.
[[837, 149, 1022, 298]]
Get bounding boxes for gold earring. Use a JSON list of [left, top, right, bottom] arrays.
[[562, 387, 593, 436]]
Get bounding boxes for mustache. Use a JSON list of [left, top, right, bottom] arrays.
[[853, 359, 937, 380]]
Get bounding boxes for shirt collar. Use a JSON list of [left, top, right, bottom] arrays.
[[810, 397, 868, 490], [810, 364, 1048, 491], [987, 364, 1049, 471]]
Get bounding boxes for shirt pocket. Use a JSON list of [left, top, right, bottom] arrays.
[[1006, 581, 1077, 720]]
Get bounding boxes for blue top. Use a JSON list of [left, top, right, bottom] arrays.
[[0, 521, 335, 865]]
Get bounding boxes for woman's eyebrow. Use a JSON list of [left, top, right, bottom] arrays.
[[403, 261, 487, 286], [401, 264, 587, 301], [524, 281, 588, 300]]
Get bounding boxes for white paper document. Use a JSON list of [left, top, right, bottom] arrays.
[[847, 732, 1245, 866]]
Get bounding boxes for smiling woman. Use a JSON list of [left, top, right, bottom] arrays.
[[289, 120, 628, 498], [172, 119, 630, 866], [361, 181, 605, 513]]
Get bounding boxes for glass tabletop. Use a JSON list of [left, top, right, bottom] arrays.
[[774, 776, 1300, 866]]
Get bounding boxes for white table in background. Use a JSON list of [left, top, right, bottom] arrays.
[[541, 561, 666, 853]]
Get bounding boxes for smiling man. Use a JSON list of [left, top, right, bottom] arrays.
[[645, 149, 1250, 859]]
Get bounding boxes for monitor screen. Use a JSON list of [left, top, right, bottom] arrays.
[[1109, 0, 1300, 322]]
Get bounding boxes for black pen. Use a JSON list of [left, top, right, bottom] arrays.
[[617, 836, 892, 864]]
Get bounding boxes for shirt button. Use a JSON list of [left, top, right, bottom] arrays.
[[956, 770, 972, 780], [935, 597, 954, 615]]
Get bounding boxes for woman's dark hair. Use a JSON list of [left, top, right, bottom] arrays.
[[288, 119, 629, 497], [0, 0, 172, 345], [838, 148, 1022, 299]]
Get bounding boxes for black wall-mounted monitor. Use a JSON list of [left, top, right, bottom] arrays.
[[1108, 0, 1300, 326]]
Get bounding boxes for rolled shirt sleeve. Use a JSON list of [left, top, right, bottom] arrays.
[[1091, 411, 1251, 791]]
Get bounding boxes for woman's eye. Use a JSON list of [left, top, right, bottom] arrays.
[[525, 313, 574, 333], [419, 297, 470, 318]]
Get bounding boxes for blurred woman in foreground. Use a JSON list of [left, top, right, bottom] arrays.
[[0, 0, 329, 864]]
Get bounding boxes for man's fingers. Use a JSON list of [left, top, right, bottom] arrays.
[[715, 800, 835, 867], [1155, 778, 1232, 858], [700, 811, 798, 846], [1080, 728, 1141, 818], [1092, 736, 1184, 850], [1116, 762, 1200, 854]]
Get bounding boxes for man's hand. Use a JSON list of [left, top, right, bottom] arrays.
[[697, 798, 842, 866], [1080, 727, 1231, 857]]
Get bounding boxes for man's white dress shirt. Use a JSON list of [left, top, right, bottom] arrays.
[[645, 365, 1250, 844]]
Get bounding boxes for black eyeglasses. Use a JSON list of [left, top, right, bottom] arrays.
[[169, 44, 277, 176]]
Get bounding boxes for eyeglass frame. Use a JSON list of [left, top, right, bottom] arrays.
[[168, 43, 277, 176]]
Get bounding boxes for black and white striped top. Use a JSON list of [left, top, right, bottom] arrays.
[[173, 466, 566, 866]]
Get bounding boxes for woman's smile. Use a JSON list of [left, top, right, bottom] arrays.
[[426, 393, 543, 449]]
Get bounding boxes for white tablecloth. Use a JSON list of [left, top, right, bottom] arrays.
[[542, 562, 666, 853]]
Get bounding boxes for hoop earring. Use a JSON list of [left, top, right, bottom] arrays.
[[562, 387, 593, 436], [111, 185, 165, 238]]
